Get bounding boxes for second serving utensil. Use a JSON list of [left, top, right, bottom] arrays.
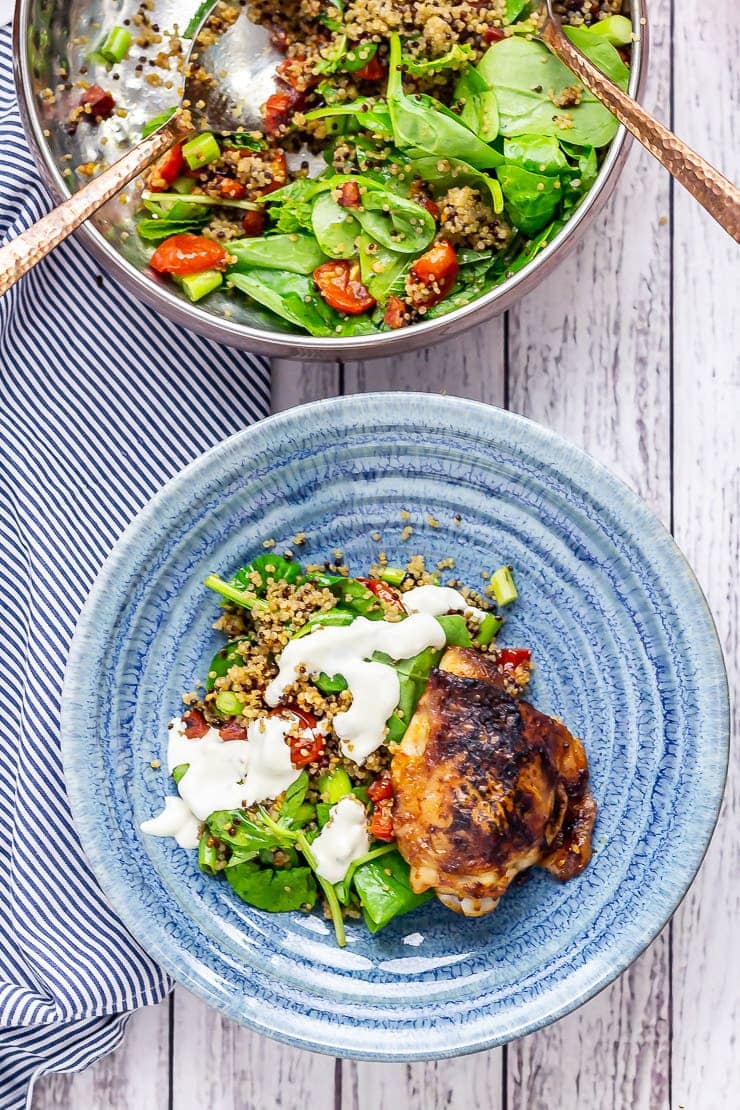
[[541, 0, 740, 242]]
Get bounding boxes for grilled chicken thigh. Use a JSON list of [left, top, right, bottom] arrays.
[[391, 647, 596, 916]]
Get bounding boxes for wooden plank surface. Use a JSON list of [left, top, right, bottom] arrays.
[[31, 0, 739, 1104]]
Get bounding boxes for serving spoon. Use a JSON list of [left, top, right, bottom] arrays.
[[541, 0, 740, 242], [0, 0, 281, 297]]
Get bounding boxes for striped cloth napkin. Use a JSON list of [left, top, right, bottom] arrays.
[[0, 25, 270, 1109]]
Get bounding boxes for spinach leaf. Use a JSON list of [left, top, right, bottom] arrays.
[[198, 829, 220, 875], [205, 636, 250, 691], [454, 66, 499, 143], [353, 190, 436, 254], [403, 43, 472, 76], [228, 234, 327, 275], [226, 861, 318, 912], [280, 771, 310, 826], [478, 35, 629, 147], [311, 192, 362, 258], [359, 234, 409, 305], [503, 135, 568, 175], [496, 163, 563, 235], [436, 614, 472, 646], [228, 270, 332, 335], [231, 553, 302, 593], [408, 155, 503, 213], [353, 850, 433, 932], [206, 811, 282, 855], [137, 218, 208, 243], [387, 34, 503, 171], [504, 0, 531, 21]]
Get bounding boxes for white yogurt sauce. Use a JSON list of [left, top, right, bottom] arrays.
[[141, 714, 301, 843], [311, 796, 370, 883], [265, 613, 445, 764], [402, 583, 488, 624], [140, 795, 200, 849]]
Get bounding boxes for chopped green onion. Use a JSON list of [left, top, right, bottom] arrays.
[[215, 690, 245, 716], [204, 573, 268, 612], [172, 176, 196, 195], [142, 107, 177, 138], [172, 763, 189, 784], [178, 268, 223, 302], [99, 26, 132, 65], [473, 612, 503, 647], [317, 768, 353, 805], [141, 189, 259, 212], [490, 178, 505, 215], [378, 566, 405, 586], [182, 131, 221, 170], [490, 565, 518, 607]]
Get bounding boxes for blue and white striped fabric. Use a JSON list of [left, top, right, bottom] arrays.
[[0, 25, 270, 1108]]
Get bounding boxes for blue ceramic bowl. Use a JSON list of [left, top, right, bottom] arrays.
[[62, 394, 728, 1059]]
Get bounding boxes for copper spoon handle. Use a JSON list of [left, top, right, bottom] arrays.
[[0, 119, 188, 298], [540, 19, 740, 243]]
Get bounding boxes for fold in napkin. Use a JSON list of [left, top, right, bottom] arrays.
[[0, 27, 270, 1108]]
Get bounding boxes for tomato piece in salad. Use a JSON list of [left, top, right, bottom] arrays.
[[270, 708, 326, 768], [149, 234, 229, 276], [146, 143, 183, 192], [182, 707, 209, 739], [313, 260, 376, 316], [407, 240, 459, 308]]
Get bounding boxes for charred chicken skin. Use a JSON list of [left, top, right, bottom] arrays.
[[391, 647, 596, 916]]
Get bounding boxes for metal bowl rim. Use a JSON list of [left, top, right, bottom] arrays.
[[13, 1, 649, 359]]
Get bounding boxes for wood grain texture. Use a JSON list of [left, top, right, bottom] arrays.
[[33, 1001, 171, 1110], [670, 1, 740, 1106], [503, 0, 673, 1104]]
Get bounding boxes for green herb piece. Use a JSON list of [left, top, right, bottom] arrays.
[[473, 612, 503, 647], [353, 850, 433, 932], [198, 829, 220, 875], [98, 26, 132, 65], [490, 565, 518, 606], [313, 671, 349, 694], [342, 41, 379, 73], [142, 107, 177, 138], [403, 43, 472, 76], [182, 131, 221, 170], [226, 861, 318, 912], [178, 268, 223, 302], [214, 690, 245, 717], [378, 566, 405, 586], [206, 636, 249, 692], [172, 764, 189, 785], [228, 234, 327, 275], [436, 613, 472, 647]]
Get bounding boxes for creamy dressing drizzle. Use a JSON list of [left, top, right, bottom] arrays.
[[402, 583, 488, 624], [311, 796, 370, 883], [265, 613, 445, 764], [141, 715, 301, 845], [140, 795, 200, 849]]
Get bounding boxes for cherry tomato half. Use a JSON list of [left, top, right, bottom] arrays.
[[367, 770, 393, 803], [270, 707, 326, 768], [357, 577, 404, 609], [219, 719, 248, 741], [313, 260, 376, 316], [241, 209, 266, 236], [149, 233, 229, 276], [146, 143, 184, 192], [369, 797, 394, 842], [182, 707, 208, 739], [355, 55, 387, 82], [408, 240, 459, 308], [383, 295, 410, 330], [497, 647, 532, 670]]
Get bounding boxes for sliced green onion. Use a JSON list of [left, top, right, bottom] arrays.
[[172, 763, 189, 784], [142, 107, 177, 138], [99, 26, 132, 65], [184, 0, 219, 38], [172, 176, 196, 195], [141, 189, 259, 212], [378, 566, 405, 586], [204, 573, 268, 612], [215, 690, 245, 716], [473, 612, 503, 647], [490, 565, 518, 607], [179, 268, 223, 302], [490, 178, 505, 215], [317, 768, 353, 805], [182, 131, 221, 170]]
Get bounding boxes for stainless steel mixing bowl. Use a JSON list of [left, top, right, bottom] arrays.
[[13, 0, 648, 359]]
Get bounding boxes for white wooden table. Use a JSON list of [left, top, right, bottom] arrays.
[[33, 1, 739, 1105]]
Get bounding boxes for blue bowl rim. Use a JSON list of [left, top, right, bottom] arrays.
[[61, 393, 730, 1059]]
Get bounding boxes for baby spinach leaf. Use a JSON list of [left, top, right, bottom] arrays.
[[358, 234, 409, 305], [478, 35, 629, 148], [503, 135, 568, 175], [311, 192, 362, 258], [353, 190, 435, 254], [228, 270, 332, 335], [198, 829, 220, 875], [497, 163, 563, 235], [436, 614, 472, 647], [454, 66, 499, 142], [280, 771, 310, 825], [387, 34, 503, 171], [228, 234, 327, 275], [205, 636, 250, 691], [226, 862, 318, 912], [403, 43, 472, 76], [137, 218, 207, 243], [232, 553, 302, 593], [504, 0, 531, 21], [206, 811, 281, 855], [408, 155, 503, 212], [353, 850, 433, 932]]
